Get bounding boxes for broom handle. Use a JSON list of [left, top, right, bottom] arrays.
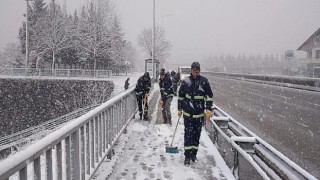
[[142, 94, 147, 116], [170, 116, 181, 146]]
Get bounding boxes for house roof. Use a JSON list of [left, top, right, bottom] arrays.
[[297, 27, 320, 51]]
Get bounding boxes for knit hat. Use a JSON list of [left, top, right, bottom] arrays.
[[191, 62, 200, 71]]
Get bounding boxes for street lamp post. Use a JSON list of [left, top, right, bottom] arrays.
[[152, 0, 155, 81], [25, 0, 33, 69]]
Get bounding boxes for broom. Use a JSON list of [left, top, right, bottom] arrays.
[[165, 116, 181, 153], [141, 94, 147, 120]]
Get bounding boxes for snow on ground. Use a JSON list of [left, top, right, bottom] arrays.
[[1, 72, 235, 179], [110, 72, 141, 97], [92, 82, 235, 180]]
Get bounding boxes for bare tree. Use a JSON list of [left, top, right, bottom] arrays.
[[138, 26, 172, 61]]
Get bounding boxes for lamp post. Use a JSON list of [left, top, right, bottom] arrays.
[[152, 0, 155, 80], [25, 0, 33, 69]]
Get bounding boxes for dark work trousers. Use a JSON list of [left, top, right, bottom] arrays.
[[184, 116, 204, 158], [172, 83, 178, 96], [162, 97, 172, 123], [136, 94, 148, 119]]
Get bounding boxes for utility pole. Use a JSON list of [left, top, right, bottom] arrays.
[[152, 0, 155, 80], [25, 0, 30, 69]]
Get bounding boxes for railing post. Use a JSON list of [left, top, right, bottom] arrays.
[[102, 111, 106, 152], [213, 126, 218, 145], [99, 114, 103, 158], [91, 119, 95, 169], [19, 167, 27, 180], [85, 122, 90, 175], [71, 130, 80, 180], [95, 117, 99, 163], [56, 142, 63, 180], [46, 149, 53, 180], [80, 126, 85, 180], [65, 136, 71, 180], [233, 143, 239, 178], [34, 157, 41, 180]]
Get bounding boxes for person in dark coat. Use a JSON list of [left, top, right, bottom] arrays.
[[159, 71, 174, 125], [172, 71, 180, 96], [159, 68, 166, 98], [135, 72, 151, 120], [124, 77, 130, 90], [177, 62, 213, 165], [159, 69, 165, 97]]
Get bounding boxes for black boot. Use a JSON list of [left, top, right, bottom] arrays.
[[144, 115, 149, 121], [168, 119, 172, 125], [191, 156, 198, 163], [184, 157, 190, 165]]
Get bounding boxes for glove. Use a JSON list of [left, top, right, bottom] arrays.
[[178, 111, 182, 118], [205, 110, 212, 120]]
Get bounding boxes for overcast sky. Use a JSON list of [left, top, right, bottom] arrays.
[[1, 0, 320, 64]]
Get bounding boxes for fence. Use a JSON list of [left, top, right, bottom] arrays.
[[0, 86, 137, 180], [0, 68, 113, 78], [0, 104, 101, 158], [207, 103, 317, 180]]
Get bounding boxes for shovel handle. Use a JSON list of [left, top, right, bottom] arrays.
[[170, 116, 181, 147]]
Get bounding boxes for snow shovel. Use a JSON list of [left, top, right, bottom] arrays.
[[165, 116, 181, 153], [142, 94, 147, 120]]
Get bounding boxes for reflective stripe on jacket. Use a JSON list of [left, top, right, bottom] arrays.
[[178, 74, 213, 116]]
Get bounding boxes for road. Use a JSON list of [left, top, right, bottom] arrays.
[[208, 75, 320, 178]]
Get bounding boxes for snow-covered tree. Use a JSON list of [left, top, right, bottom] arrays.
[[58, 13, 80, 69], [108, 15, 125, 67], [35, 0, 73, 71], [122, 41, 137, 68], [1, 43, 24, 67], [137, 26, 172, 61], [77, 0, 119, 71]]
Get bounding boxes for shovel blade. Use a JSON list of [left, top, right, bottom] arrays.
[[166, 146, 179, 153]]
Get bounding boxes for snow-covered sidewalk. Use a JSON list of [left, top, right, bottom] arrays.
[[93, 83, 235, 180], [109, 72, 141, 97]]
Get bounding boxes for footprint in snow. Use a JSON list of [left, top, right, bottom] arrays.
[[163, 171, 172, 179]]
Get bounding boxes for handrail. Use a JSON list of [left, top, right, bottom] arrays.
[[208, 103, 317, 180], [203, 72, 320, 91], [0, 86, 137, 180], [0, 104, 100, 152]]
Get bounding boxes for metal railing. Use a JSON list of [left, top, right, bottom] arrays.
[[207, 103, 317, 180], [0, 68, 113, 78], [0, 104, 100, 155], [204, 72, 320, 92], [0, 86, 137, 180]]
